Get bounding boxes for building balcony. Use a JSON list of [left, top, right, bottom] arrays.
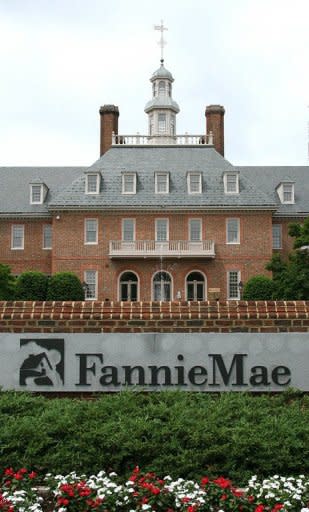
[[109, 240, 215, 259], [112, 132, 214, 146]]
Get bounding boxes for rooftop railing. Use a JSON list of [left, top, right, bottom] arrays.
[[112, 132, 214, 146]]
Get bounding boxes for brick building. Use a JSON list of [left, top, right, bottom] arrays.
[[0, 59, 308, 301]]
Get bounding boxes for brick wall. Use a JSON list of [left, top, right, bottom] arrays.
[[0, 301, 308, 333]]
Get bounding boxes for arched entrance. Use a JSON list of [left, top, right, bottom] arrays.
[[186, 271, 206, 301], [119, 271, 138, 301], [153, 271, 172, 301]]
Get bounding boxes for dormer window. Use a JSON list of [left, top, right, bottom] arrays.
[[85, 173, 100, 194], [122, 173, 136, 194], [276, 181, 295, 204], [155, 172, 169, 194], [224, 172, 239, 194], [187, 172, 202, 194], [30, 183, 48, 204]]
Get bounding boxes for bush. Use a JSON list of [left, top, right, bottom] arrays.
[[46, 272, 84, 301], [243, 275, 275, 300], [0, 264, 15, 300], [0, 390, 309, 485], [15, 271, 48, 301]]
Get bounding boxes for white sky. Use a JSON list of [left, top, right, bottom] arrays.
[[0, 0, 309, 167]]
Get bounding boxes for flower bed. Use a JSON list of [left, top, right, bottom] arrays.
[[1, 467, 309, 511]]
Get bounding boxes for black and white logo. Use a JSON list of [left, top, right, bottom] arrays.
[[19, 339, 64, 386]]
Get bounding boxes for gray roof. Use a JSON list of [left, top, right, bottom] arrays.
[[151, 62, 174, 82], [237, 166, 309, 216], [48, 146, 278, 211], [0, 167, 85, 217], [0, 152, 308, 216]]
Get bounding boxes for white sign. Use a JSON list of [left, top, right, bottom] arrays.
[[0, 333, 308, 392]]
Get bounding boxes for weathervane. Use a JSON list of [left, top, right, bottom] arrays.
[[154, 19, 168, 62]]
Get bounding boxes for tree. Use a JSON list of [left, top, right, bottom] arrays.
[[15, 271, 48, 301], [266, 217, 309, 300], [46, 272, 84, 301], [0, 264, 15, 300], [242, 275, 275, 300]]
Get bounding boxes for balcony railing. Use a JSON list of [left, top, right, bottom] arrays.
[[112, 132, 214, 146], [109, 240, 215, 258]]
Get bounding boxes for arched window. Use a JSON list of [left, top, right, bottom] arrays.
[[158, 81, 165, 95], [119, 272, 138, 301], [186, 271, 205, 301], [153, 271, 172, 301]]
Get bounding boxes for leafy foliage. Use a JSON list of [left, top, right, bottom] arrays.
[[15, 272, 48, 301], [243, 275, 275, 300], [46, 272, 84, 301], [267, 217, 309, 300], [0, 391, 309, 485], [0, 264, 15, 300]]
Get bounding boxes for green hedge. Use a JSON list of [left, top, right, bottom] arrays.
[[15, 271, 48, 301], [0, 390, 308, 484], [46, 272, 84, 301]]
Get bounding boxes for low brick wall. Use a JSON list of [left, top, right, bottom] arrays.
[[0, 300, 308, 333]]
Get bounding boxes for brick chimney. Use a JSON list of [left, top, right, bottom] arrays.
[[99, 105, 119, 156], [205, 105, 225, 157]]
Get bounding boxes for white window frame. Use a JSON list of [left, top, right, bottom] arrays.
[[158, 113, 167, 134], [224, 172, 239, 194], [43, 224, 52, 250], [84, 270, 98, 300], [122, 218, 136, 241], [122, 173, 136, 194], [189, 218, 202, 242], [30, 184, 43, 204], [226, 218, 240, 244], [187, 172, 202, 194], [11, 224, 24, 250], [155, 218, 169, 241], [85, 173, 100, 195], [84, 218, 98, 245], [282, 183, 294, 204], [155, 172, 169, 194], [227, 270, 241, 300], [272, 224, 282, 249]]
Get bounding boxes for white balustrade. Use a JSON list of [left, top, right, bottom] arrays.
[[112, 132, 214, 146], [109, 240, 215, 258]]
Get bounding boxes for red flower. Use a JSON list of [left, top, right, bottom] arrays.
[[4, 468, 14, 477], [201, 476, 209, 486], [213, 476, 232, 489], [255, 506, 265, 512], [28, 471, 37, 479], [272, 505, 284, 511]]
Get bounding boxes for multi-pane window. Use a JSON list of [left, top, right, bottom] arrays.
[[85, 174, 100, 194], [122, 219, 135, 241], [43, 224, 52, 249], [155, 219, 169, 241], [158, 113, 166, 133], [122, 173, 136, 194], [30, 185, 43, 204], [189, 219, 202, 241], [84, 270, 97, 300], [226, 218, 240, 244], [224, 173, 239, 194], [228, 271, 240, 299], [272, 224, 282, 249], [11, 225, 24, 249], [188, 173, 202, 194], [158, 81, 165, 95], [155, 172, 169, 194], [283, 184, 293, 203], [85, 219, 98, 244]]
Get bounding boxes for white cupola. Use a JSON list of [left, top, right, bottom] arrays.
[[144, 59, 180, 144]]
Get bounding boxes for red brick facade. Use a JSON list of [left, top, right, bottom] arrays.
[[0, 301, 308, 333]]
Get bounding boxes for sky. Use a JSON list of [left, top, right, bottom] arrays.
[[0, 0, 309, 167]]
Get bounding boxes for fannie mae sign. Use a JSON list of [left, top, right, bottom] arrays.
[[0, 333, 309, 392]]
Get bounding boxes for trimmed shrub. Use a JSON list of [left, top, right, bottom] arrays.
[[0, 264, 15, 300], [0, 390, 308, 485], [243, 275, 275, 300], [46, 272, 84, 301], [15, 271, 48, 301]]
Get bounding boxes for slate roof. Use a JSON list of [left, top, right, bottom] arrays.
[[0, 150, 308, 216], [0, 167, 85, 217], [237, 166, 309, 216], [48, 146, 278, 211]]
